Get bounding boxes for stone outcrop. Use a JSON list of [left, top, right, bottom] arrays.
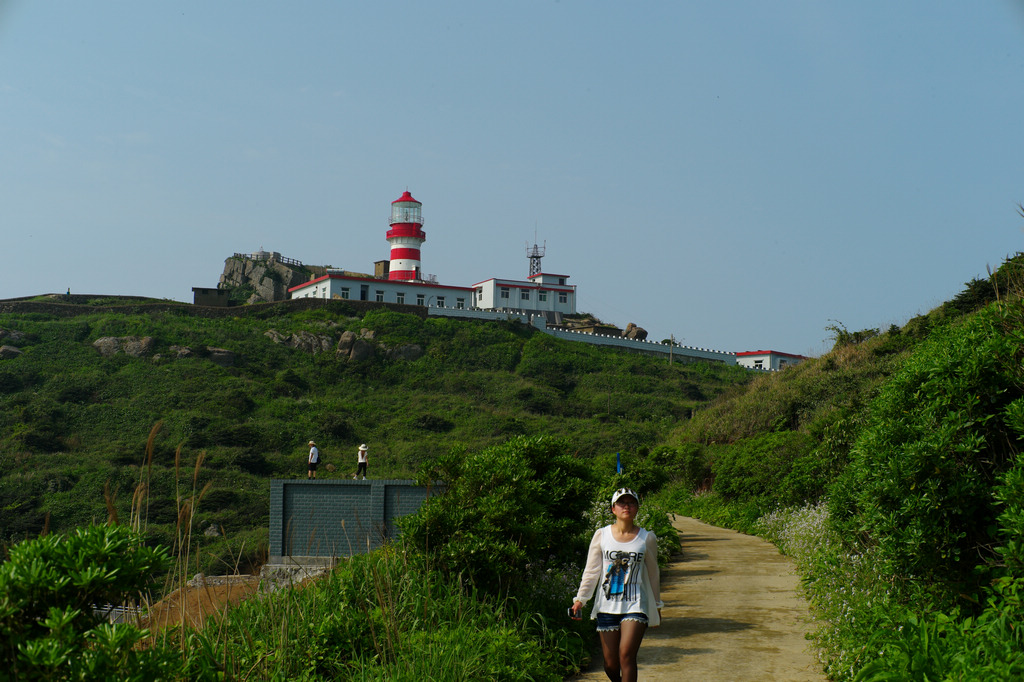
[[93, 336, 156, 358], [0, 329, 26, 343], [168, 345, 194, 358], [153, 344, 233, 366], [337, 329, 376, 362], [206, 347, 236, 367], [264, 326, 421, 363], [0, 345, 22, 359], [264, 330, 335, 354], [622, 323, 648, 340], [218, 256, 313, 304]]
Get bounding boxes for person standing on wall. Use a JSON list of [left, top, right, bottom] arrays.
[[570, 488, 663, 682], [307, 440, 320, 480], [356, 443, 369, 480]]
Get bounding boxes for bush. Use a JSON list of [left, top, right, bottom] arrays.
[[0, 525, 175, 681], [711, 431, 815, 507], [402, 436, 594, 596], [829, 300, 1024, 609]]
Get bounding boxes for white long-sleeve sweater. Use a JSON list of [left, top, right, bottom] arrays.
[[574, 525, 663, 626]]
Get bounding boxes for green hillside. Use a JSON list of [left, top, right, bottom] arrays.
[[0, 298, 747, 570], [656, 252, 1024, 679]]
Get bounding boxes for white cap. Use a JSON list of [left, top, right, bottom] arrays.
[[611, 488, 639, 506], [359, 444, 368, 450]]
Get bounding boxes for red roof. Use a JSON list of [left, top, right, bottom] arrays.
[[392, 190, 420, 204], [735, 350, 807, 359]]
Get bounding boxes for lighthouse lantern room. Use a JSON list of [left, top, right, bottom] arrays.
[[386, 191, 427, 281]]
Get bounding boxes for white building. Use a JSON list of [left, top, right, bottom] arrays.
[[473, 272, 577, 319], [289, 272, 473, 309], [735, 350, 806, 371]]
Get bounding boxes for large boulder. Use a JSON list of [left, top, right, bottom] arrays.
[[622, 323, 648, 341], [336, 330, 357, 356], [347, 338, 375, 362], [93, 336, 156, 358], [336, 329, 377, 362]]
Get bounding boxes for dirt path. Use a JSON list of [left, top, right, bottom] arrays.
[[570, 516, 826, 681]]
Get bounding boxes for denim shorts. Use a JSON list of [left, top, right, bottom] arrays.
[[595, 611, 649, 631]]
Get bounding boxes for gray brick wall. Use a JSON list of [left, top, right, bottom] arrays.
[[269, 479, 440, 563]]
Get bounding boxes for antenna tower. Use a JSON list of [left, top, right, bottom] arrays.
[[526, 239, 546, 277]]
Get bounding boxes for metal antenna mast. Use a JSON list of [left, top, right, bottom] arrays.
[[526, 228, 546, 277]]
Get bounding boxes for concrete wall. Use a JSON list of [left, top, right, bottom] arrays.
[[427, 306, 531, 323], [268, 479, 441, 564], [531, 317, 737, 365]]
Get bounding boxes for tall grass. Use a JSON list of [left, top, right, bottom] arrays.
[[143, 542, 584, 680]]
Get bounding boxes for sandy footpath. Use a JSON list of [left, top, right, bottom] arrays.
[[569, 515, 826, 681]]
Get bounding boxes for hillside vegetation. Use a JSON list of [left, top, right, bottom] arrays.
[[0, 299, 746, 572], [657, 252, 1024, 679], [4, 254, 1024, 679]]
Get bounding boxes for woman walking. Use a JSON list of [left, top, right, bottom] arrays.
[[571, 488, 663, 682]]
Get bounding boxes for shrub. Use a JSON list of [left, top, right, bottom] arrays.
[[711, 431, 815, 507], [402, 436, 594, 596], [0, 525, 175, 681], [829, 300, 1024, 610]]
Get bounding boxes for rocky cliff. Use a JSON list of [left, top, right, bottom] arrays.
[[218, 256, 320, 304]]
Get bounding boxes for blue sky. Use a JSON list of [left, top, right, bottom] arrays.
[[2, 2, 1023, 356]]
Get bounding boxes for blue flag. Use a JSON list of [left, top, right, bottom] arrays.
[[616, 452, 622, 474]]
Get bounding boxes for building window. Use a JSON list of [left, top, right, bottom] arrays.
[[538, 290, 548, 302], [397, 293, 405, 304], [417, 294, 425, 306], [754, 360, 764, 369], [375, 290, 384, 302], [456, 297, 465, 309], [341, 287, 350, 300], [558, 277, 566, 285], [500, 287, 510, 299], [476, 287, 483, 295], [437, 296, 445, 307], [521, 290, 530, 301], [558, 292, 567, 304]]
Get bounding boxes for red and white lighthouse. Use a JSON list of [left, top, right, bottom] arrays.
[[386, 190, 426, 281]]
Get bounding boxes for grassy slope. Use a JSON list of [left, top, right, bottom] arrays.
[[0, 298, 749, 570], [654, 254, 1024, 679]]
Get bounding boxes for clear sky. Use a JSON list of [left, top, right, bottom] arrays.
[[2, 2, 1023, 356]]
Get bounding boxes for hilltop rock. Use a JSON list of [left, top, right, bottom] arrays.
[[93, 336, 156, 358], [622, 323, 648, 341], [218, 255, 314, 303]]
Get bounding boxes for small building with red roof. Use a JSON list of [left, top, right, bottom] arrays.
[[735, 350, 807, 371]]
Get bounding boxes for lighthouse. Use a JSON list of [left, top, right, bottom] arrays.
[[386, 191, 426, 281]]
